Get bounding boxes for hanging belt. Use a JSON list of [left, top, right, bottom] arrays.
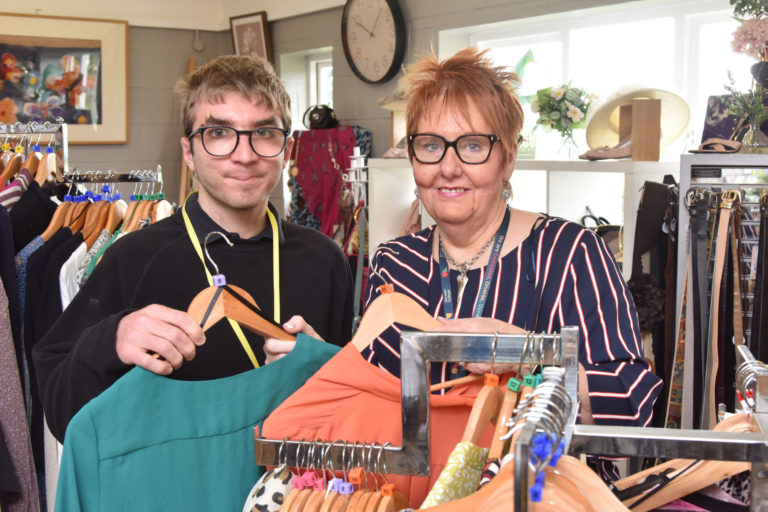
[[731, 197, 745, 346], [686, 187, 709, 428], [663, 187, 678, 384], [754, 189, 768, 360], [701, 190, 738, 429]]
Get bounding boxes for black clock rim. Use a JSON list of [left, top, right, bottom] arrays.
[[341, 0, 407, 84]]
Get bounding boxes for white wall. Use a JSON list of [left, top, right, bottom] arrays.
[[8, 0, 344, 30]]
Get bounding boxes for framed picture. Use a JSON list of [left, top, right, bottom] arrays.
[[0, 12, 128, 145], [230, 11, 273, 63]]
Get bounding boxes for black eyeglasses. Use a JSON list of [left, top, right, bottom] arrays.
[[408, 133, 499, 164], [188, 125, 290, 158]]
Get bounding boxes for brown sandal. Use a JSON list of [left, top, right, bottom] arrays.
[[690, 138, 742, 153]]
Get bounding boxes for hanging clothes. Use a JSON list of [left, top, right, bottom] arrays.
[[261, 343, 499, 509], [289, 125, 371, 237], [0, 278, 41, 512], [54, 334, 338, 512]]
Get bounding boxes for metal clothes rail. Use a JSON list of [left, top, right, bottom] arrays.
[[568, 344, 768, 511], [253, 327, 580, 477], [0, 119, 69, 176]]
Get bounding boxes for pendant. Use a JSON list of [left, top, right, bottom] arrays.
[[457, 271, 468, 304]]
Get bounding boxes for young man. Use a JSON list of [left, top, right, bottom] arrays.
[[32, 55, 353, 442]]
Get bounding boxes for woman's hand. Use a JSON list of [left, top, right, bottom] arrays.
[[434, 317, 527, 374], [263, 315, 323, 364]]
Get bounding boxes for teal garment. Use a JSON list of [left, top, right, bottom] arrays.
[[54, 333, 338, 511]]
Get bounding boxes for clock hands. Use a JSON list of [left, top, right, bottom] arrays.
[[355, 8, 382, 38], [355, 20, 375, 37], [371, 9, 382, 34]]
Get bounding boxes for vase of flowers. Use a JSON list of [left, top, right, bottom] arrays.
[[731, 0, 768, 85], [726, 77, 768, 152], [530, 84, 591, 151]]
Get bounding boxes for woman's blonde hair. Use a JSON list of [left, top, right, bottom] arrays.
[[405, 47, 523, 168]]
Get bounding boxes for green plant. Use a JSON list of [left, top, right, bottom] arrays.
[[725, 74, 768, 126], [730, 0, 768, 19]]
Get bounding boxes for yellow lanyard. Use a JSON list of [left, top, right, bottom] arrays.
[[181, 193, 281, 368]]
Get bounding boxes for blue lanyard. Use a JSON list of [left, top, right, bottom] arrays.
[[438, 207, 511, 319]]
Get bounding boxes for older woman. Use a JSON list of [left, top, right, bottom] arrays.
[[361, 47, 662, 431]]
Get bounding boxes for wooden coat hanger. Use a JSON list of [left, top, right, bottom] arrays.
[[35, 137, 60, 186], [40, 201, 72, 242], [547, 456, 628, 511], [105, 198, 128, 235], [613, 413, 753, 511], [461, 372, 504, 445], [488, 384, 526, 460], [349, 287, 442, 351], [67, 200, 91, 233], [186, 232, 294, 341], [23, 135, 42, 178], [0, 150, 22, 184]]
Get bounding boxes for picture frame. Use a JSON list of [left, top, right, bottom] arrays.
[[230, 11, 273, 63], [0, 12, 128, 145]]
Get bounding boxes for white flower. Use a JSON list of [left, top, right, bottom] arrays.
[[566, 104, 584, 122], [550, 87, 565, 101]]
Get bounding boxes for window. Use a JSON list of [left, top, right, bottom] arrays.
[[280, 47, 333, 132], [442, 0, 751, 159]]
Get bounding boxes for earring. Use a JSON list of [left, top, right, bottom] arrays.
[[414, 187, 420, 199], [502, 181, 512, 201]]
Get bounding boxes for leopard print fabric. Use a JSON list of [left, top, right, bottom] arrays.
[[242, 466, 295, 512]]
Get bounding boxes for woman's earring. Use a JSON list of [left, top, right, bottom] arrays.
[[502, 181, 512, 201], [414, 187, 420, 199]]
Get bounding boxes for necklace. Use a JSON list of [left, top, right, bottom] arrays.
[[439, 231, 498, 303]]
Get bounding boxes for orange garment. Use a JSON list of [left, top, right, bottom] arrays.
[[261, 343, 498, 508]]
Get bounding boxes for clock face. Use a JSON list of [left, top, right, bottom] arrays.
[[342, 0, 406, 83]]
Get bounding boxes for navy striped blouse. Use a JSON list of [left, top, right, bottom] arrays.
[[361, 216, 663, 428]]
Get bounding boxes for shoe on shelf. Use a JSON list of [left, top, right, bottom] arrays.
[[689, 138, 742, 153], [579, 137, 632, 161]]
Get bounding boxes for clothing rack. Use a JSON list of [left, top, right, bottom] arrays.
[[569, 343, 768, 510], [64, 166, 162, 183], [0, 119, 69, 176], [504, 367, 573, 512], [253, 327, 580, 477]]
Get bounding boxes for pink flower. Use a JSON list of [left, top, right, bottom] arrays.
[[732, 17, 768, 60]]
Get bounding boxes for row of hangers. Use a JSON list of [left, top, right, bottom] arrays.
[[40, 170, 170, 250], [0, 126, 65, 187], [184, 239, 760, 511]]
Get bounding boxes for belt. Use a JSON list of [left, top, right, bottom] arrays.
[[702, 190, 738, 429], [754, 189, 768, 360], [686, 187, 709, 428]]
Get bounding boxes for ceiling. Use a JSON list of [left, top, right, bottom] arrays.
[[11, 0, 345, 31]]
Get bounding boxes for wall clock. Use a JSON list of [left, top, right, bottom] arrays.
[[341, 0, 406, 84]]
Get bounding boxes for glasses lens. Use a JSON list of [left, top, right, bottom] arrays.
[[456, 135, 493, 163], [201, 126, 237, 156], [411, 135, 446, 164], [250, 128, 287, 157]]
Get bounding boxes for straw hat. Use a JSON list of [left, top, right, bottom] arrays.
[[585, 87, 690, 149], [378, 76, 409, 112]]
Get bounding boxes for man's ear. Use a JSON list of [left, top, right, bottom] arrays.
[[180, 137, 195, 171]]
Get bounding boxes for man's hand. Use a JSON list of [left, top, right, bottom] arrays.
[[116, 304, 205, 375], [263, 315, 322, 364]]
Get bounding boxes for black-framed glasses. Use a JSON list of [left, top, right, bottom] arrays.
[[187, 125, 290, 158], [408, 133, 499, 164]]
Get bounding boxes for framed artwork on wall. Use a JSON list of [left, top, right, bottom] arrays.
[[230, 11, 273, 63], [0, 12, 129, 145]]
